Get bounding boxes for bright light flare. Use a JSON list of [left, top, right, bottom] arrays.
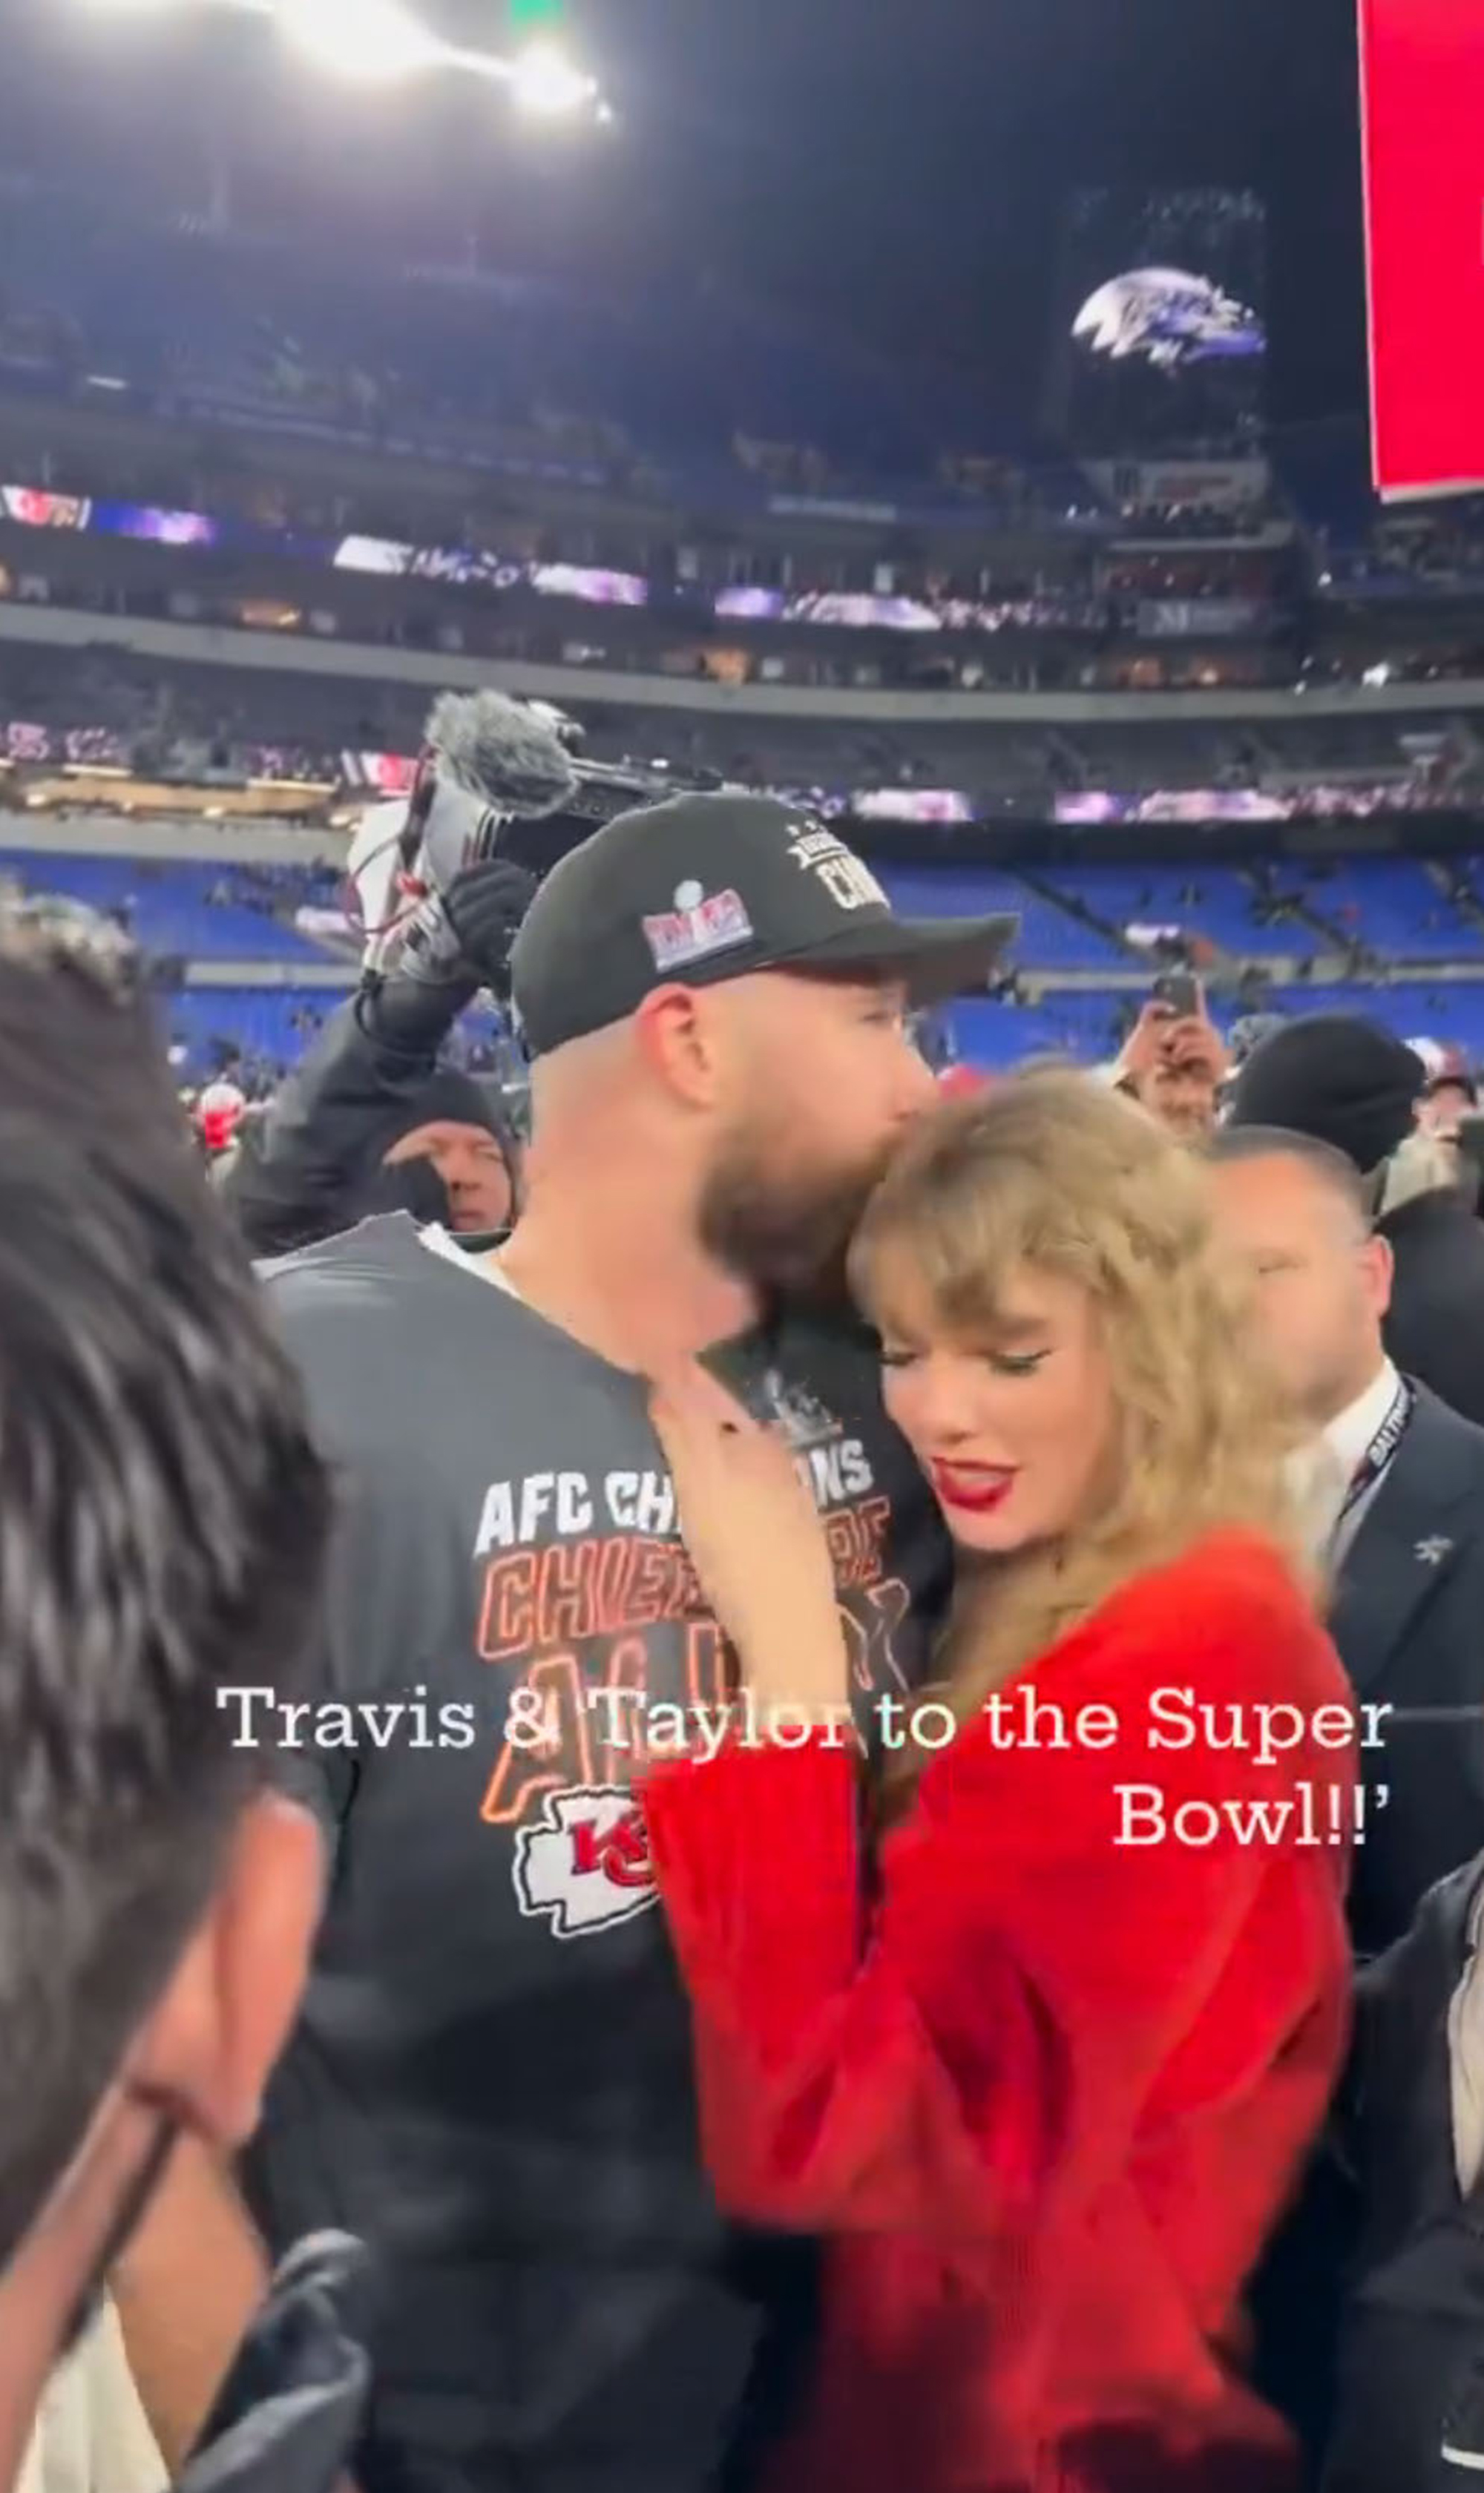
[[275, 0, 441, 81], [70, 0, 611, 117], [508, 40, 598, 116]]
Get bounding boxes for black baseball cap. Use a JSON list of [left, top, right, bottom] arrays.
[[510, 792, 1017, 1058]]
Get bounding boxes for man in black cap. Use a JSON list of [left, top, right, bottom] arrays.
[[120, 795, 1014, 2493], [1227, 1011, 1484, 1428]]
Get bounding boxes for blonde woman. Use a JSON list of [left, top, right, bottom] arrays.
[[644, 1075, 1355, 2493]]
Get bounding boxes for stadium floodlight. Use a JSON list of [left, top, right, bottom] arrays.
[[275, 0, 441, 81], [72, 0, 610, 117], [508, 39, 598, 116]]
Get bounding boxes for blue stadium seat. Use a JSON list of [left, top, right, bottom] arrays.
[[0, 853, 341, 964], [878, 867, 1125, 970], [1296, 861, 1475, 957], [1264, 982, 1484, 1056], [1040, 864, 1301, 958], [162, 986, 352, 1076]]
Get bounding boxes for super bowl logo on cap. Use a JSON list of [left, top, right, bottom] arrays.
[[642, 880, 755, 973]]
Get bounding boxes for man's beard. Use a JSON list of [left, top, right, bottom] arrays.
[[698, 1129, 894, 1306]]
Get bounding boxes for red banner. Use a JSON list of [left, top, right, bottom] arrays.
[[1359, 0, 1484, 497]]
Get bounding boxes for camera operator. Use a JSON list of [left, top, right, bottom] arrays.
[[223, 871, 532, 1255], [223, 692, 576, 1256]]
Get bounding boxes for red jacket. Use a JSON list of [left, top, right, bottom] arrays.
[[643, 1531, 1356, 2493]]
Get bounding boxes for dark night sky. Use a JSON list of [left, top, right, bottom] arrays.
[[0, 0, 1371, 454]]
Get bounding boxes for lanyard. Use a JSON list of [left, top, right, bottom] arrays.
[[1336, 1376, 1414, 1529]]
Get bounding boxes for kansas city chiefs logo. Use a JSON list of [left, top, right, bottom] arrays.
[[513, 1786, 658, 1940]]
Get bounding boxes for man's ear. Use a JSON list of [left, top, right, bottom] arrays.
[[127, 1793, 323, 2150], [1360, 1230, 1395, 1324], [632, 985, 724, 1108]]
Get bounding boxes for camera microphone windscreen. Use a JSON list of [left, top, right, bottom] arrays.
[[424, 692, 580, 821]]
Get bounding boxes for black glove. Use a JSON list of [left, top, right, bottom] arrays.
[[355, 1150, 452, 1227], [181, 2232, 372, 2493], [393, 856, 538, 1000]]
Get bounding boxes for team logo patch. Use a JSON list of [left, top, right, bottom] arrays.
[[641, 881, 754, 973], [513, 1785, 658, 1940]]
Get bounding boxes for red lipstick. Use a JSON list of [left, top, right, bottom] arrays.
[[930, 1462, 1017, 1515]]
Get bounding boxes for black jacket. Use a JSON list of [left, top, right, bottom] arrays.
[[1382, 1192, 1484, 1431], [223, 991, 475, 1258], [1211, 1388, 1484, 2470], [1323, 1854, 1484, 2493], [177, 2233, 370, 2493], [1330, 1382, 1484, 1958]]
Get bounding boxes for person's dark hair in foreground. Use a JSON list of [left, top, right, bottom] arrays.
[[0, 900, 361, 2493]]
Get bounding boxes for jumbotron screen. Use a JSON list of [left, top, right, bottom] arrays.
[[1052, 188, 1267, 453], [1359, 0, 1484, 497]]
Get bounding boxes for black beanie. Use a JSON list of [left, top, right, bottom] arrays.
[[1226, 1014, 1425, 1175], [377, 1068, 508, 1158]]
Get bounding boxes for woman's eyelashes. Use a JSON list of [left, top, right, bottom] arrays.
[[878, 1344, 1052, 1378]]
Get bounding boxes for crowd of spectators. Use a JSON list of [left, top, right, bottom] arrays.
[[0, 182, 1097, 519], [1316, 503, 1484, 596], [0, 640, 1477, 824]]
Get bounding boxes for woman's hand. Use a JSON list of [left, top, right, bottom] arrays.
[[650, 1361, 851, 1721]]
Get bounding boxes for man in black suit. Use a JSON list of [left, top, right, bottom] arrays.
[[1227, 1013, 1484, 1428], [1211, 1126, 1484, 1957]]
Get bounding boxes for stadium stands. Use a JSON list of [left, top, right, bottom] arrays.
[[947, 991, 1128, 1067], [0, 182, 1480, 1095], [0, 851, 341, 963], [160, 985, 343, 1075], [0, 640, 1479, 819], [1037, 863, 1281, 956], [877, 864, 1126, 968], [1263, 981, 1484, 1054], [1293, 858, 1466, 956], [944, 979, 1484, 1071], [0, 188, 1084, 513]]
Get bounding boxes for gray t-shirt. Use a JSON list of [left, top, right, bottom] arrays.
[[245, 1215, 951, 2493]]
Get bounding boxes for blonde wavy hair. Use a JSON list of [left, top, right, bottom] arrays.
[[847, 1073, 1307, 1775]]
